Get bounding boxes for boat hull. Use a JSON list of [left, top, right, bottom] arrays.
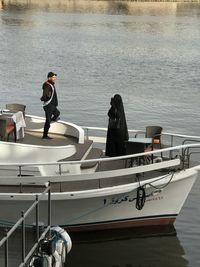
[[0, 169, 197, 232]]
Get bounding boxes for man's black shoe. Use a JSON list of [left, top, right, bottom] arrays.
[[42, 136, 53, 140]]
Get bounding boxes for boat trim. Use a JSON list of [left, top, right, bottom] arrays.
[[63, 214, 177, 232], [0, 167, 197, 200]]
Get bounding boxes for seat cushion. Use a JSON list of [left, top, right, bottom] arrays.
[[153, 138, 160, 144], [6, 124, 15, 134]]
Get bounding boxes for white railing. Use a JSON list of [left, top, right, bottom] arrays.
[[83, 126, 200, 140], [1, 125, 200, 182], [83, 126, 200, 152], [0, 143, 200, 183]]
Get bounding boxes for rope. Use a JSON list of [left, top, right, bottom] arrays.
[[135, 171, 175, 210], [146, 171, 175, 190]]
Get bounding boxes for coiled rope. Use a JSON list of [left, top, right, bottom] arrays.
[[136, 186, 146, 210]]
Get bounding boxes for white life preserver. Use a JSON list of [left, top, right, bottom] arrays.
[[55, 239, 66, 264], [51, 226, 72, 254], [29, 227, 71, 267], [52, 250, 61, 267]]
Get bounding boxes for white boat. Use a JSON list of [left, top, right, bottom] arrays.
[[0, 112, 200, 232]]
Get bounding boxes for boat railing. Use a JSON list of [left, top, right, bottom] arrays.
[[83, 126, 144, 143], [0, 143, 200, 180], [83, 126, 200, 148], [181, 139, 200, 168], [0, 184, 51, 267]]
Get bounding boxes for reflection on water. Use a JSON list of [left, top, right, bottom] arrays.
[[0, 225, 188, 267], [68, 225, 188, 267]]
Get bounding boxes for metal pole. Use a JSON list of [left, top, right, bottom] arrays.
[[36, 195, 39, 242], [4, 229, 8, 267], [86, 128, 89, 140], [48, 183, 51, 238], [19, 166, 22, 176], [21, 211, 25, 263], [170, 135, 174, 159], [59, 163, 62, 175]]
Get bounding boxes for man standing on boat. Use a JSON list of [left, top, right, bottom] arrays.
[[41, 72, 60, 139]]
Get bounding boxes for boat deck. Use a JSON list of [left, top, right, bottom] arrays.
[[19, 130, 78, 146], [18, 130, 95, 161]]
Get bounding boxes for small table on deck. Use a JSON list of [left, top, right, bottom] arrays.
[[0, 111, 26, 141], [125, 137, 152, 167]]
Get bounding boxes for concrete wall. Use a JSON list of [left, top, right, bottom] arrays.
[[0, 1, 192, 16], [1, 0, 200, 8]]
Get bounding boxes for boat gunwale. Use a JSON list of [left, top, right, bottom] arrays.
[[0, 158, 181, 185], [0, 167, 197, 199]]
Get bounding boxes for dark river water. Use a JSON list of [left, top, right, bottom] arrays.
[[0, 1, 200, 266]]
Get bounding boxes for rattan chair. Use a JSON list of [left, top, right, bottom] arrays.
[[145, 126, 163, 161], [6, 103, 26, 117], [145, 126, 163, 149]]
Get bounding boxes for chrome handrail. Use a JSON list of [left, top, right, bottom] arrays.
[[0, 184, 51, 267], [1, 125, 200, 177], [0, 143, 199, 182], [82, 125, 200, 139]]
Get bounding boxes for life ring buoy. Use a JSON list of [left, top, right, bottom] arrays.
[[29, 227, 72, 267], [51, 226, 72, 254], [52, 250, 60, 267], [55, 239, 66, 264]]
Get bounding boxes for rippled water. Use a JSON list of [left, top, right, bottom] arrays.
[[0, 1, 200, 266]]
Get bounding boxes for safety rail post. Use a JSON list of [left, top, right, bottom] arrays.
[[170, 135, 174, 159], [85, 127, 89, 140], [59, 163, 62, 175], [21, 211, 25, 264], [4, 229, 8, 267], [36, 195, 39, 242], [18, 165, 22, 176], [48, 182, 51, 238]]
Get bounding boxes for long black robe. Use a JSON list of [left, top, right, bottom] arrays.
[[105, 94, 129, 156]]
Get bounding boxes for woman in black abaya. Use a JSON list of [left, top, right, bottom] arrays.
[[105, 94, 129, 156]]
